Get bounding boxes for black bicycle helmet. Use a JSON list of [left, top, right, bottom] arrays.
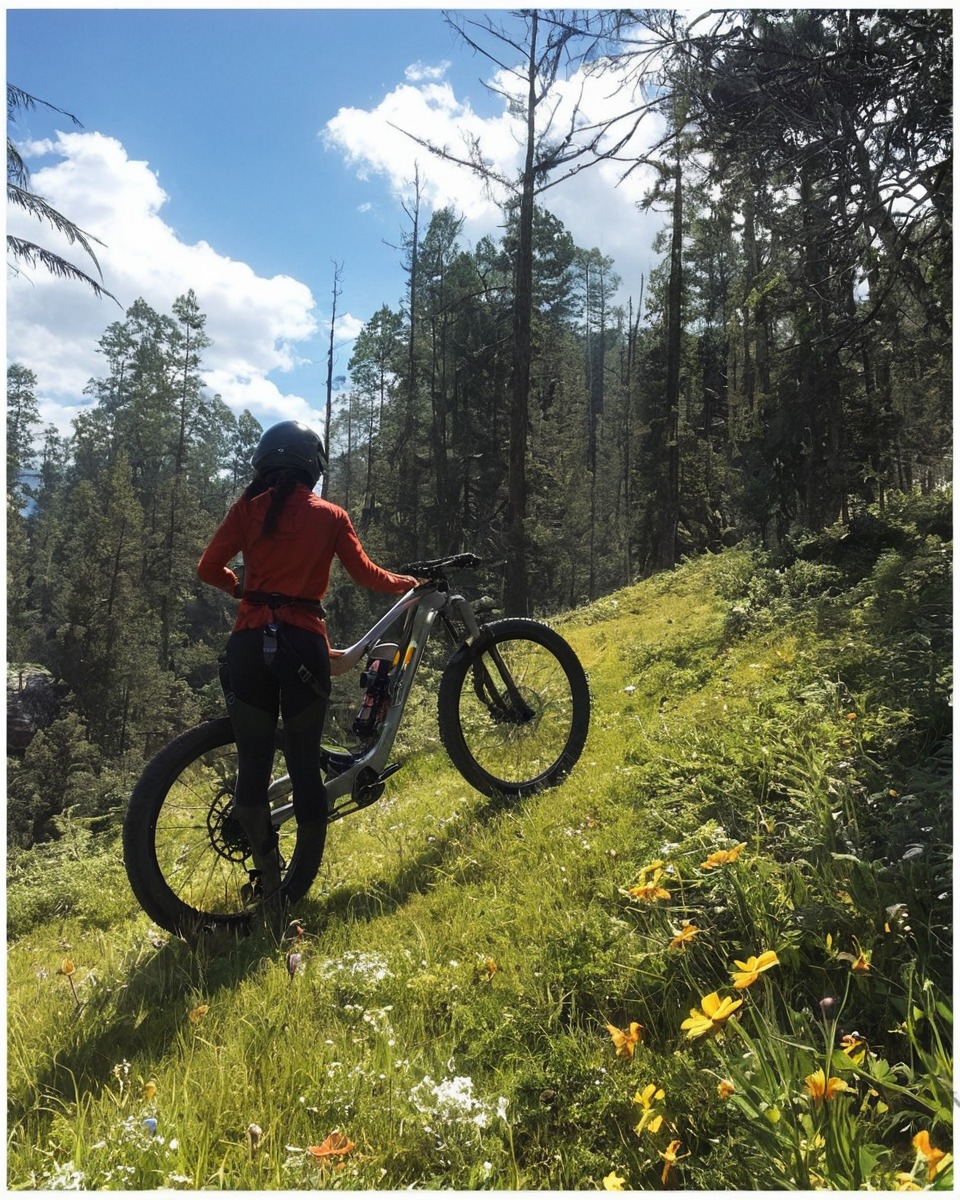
[[251, 420, 327, 486]]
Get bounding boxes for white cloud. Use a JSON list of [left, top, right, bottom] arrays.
[[335, 312, 365, 342], [323, 55, 668, 306], [324, 80, 516, 222], [7, 130, 320, 437], [405, 61, 451, 83]]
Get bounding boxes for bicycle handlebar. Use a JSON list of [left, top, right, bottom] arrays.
[[399, 552, 482, 580]]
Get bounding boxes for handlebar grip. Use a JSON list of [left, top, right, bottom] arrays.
[[399, 552, 482, 578]]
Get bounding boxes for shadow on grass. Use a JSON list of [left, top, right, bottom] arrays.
[[8, 922, 283, 1137], [9, 787, 519, 1136], [302, 787, 522, 927]]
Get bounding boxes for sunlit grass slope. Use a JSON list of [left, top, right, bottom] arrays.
[[7, 499, 952, 1190]]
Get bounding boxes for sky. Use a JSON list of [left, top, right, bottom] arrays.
[[6, 6, 668, 444]]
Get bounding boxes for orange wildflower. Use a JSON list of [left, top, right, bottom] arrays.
[[912, 1130, 947, 1181], [669, 923, 700, 950], [188, 1004, 209, 1024], [475, 958, 498, 982], [606, 1020, 643, 1058], [660, 1139, 686, 1185], [701, 843, 746, 869], [717, 1079, 736, 1099], [850, 949, 871, 973], [308, 1132, 356, 1160]]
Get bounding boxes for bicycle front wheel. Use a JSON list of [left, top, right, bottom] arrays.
[[122, 718, 326, 937], [437, 618, 590, 797]]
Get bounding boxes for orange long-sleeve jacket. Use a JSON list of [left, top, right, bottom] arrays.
[[197, 485, 414, 638]]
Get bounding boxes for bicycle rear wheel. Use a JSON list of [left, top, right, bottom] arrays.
[[122, 718, 326, 937], [437, 618, 590, 797]]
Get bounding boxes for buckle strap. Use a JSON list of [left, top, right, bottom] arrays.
[[242, 590, 326, 619]]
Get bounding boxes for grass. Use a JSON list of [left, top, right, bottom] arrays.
[[7, 499, 953, 1190]]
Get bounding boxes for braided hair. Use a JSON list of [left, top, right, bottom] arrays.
[[242, 468, 313, 538]]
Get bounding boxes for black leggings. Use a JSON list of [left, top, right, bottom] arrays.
[[224, 625, 331, 824]]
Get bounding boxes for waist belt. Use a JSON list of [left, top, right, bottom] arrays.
[[242, 590, 326, 619]]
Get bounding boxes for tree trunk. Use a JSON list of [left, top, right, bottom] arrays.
[[322, 263, 342, 500], [653, 140, 682, 571], [503, 11, 538, 616]]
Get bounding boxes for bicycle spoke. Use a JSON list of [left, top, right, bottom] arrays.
[[152, 745, 295, 919], [458, 641, 573, 782]]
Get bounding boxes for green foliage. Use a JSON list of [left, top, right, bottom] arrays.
[[5, 16, 952, 1172], [7, 503, 951, 1189]]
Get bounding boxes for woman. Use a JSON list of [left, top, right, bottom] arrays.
[[198, 420, 418, 934]]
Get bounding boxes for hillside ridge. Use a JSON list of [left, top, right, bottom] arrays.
[[8, 501, 952, 1190]]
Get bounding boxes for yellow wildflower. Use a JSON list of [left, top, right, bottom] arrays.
[[632, 1083, 665, 1135], [701, 843, 746, 869], [731, 949, 780, 989], [627, 864, 671, 901], [660, 1139, 686, 1186], [804, 1068, 849, 1102], [839, 1034, 866, 1063], [913, 1130, 948, 1181], [143, 1081, 157, 1102], [680, 991, 743, 1040], [894, 1172, 922, 1191], [628, 880, 671, 901], [669, 923, 700, 950], [606, 1021, 643, 1058], [717, 1079, 736, 1099], [602, 1170, 627, 1190], [851, 949, 871, 973]]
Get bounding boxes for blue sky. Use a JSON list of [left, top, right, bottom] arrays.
[[7, 7, 666, 442]]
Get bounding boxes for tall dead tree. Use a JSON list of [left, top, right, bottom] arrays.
[[322, 260, 343, 500], [393, 10, 648, 613]]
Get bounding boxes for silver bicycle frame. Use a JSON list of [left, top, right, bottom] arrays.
[[267, 585, 478, 825]]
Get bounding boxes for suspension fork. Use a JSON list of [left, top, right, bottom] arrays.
[[446, 596, 534, 721]]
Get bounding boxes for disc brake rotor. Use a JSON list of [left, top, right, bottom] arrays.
[[206, 789, 251, 864]]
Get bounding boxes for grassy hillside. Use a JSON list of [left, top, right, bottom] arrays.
[[7, 495, 952, 1190]]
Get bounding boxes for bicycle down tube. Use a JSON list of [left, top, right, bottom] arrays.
[[266, 586, 445, 824]]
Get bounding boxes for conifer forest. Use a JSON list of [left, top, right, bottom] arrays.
[[7, 11, 951, 849]]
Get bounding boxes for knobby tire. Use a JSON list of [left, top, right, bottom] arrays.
[[437, 618, 590, 797], [123, 717, 325, 937]]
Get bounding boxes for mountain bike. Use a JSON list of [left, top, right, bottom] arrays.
[[123, 553, 591, 937]]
